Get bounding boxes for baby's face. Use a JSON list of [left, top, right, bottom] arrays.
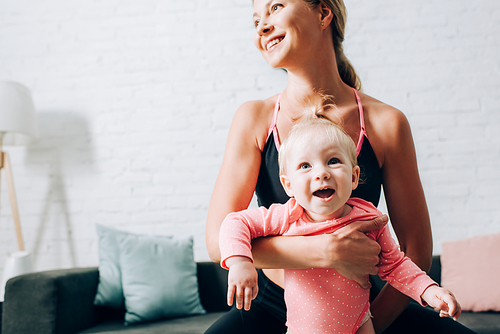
[[280, 136, 359, 222]]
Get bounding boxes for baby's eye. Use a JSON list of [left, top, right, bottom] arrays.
[[328, 158, 341, 165], [271, 3, 283, 12], [299, 163, 311, 170], [254, 19, 260, 28]]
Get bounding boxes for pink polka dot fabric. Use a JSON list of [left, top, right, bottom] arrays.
[[285, 268, 370, 333], [220, 198, 436, 333]]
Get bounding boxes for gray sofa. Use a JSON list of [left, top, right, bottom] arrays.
[[1, 256, 499, 334], [1, 262, 230, 334]]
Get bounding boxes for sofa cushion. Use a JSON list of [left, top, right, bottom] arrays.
[[116, 233, 206, 325], [93, 225, 206, 325], [441, 232, 500, 312], [94, 224, 127, 309]]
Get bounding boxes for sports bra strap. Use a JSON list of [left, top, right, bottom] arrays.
[[352, 88, 367, 155], [267, 94, 282, 150], [268, 90, 366, 154]]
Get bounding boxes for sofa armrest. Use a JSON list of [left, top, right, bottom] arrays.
[[2, 267, 100, 334], [197, 262, 231, 313]]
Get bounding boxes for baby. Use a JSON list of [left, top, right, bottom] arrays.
[[219, 109, 461, 334]]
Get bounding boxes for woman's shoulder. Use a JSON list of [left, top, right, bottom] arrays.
[[235, 95, 278, 120], [359, 93, 409, 126], [231, 95, 280, 149], [357, 92, 413, 165]]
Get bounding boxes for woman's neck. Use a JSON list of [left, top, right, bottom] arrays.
[[277, 24, 357, 115], [280, 67, 354, 120], [275, 63, 361, 144]]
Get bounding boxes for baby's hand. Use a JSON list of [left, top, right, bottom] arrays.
[[421, 285, 461, 320], [226, 257, 259, 311]]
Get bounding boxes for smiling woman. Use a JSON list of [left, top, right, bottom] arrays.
[[205, 0, 475, 333], [252, 1, 327, 70]]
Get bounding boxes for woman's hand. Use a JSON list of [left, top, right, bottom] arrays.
[[322, 215, 388, 288]]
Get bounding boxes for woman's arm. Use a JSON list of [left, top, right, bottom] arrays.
[[206, 100, 268, 262], [368, 104, 433, 333]]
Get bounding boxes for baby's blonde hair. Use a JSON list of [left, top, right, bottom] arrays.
[[278, 104, 358, 176]]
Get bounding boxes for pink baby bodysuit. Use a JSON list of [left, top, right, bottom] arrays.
[[220, 198, 437, 334]]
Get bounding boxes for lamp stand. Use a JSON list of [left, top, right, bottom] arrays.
[[0, 145, 32, 302], [0, 148, 25, 251]]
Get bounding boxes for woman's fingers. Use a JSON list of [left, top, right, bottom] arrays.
[[353, 215, 389, 234], [329, 216, 388, 288]]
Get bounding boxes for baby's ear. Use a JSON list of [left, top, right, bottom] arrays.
[[280, 174, 294, 197], [351, 166, 360, 190]]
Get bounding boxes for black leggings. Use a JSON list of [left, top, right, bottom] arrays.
[[204, 270, 476, 334]]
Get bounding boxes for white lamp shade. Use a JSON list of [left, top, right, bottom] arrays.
[[0, 251, 34, 301], [0, 81, 38, 145]]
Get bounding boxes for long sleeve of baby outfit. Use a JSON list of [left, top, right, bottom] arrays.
[[374, 225, 437, 305], [219, 199, 303, 269]]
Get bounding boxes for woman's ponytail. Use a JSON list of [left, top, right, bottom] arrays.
[[335, 45, 361, 91], [304, 0, 362, 90]]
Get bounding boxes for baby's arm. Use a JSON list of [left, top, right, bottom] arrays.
[[421, 285, 461, 320], [225, 256, 259, 311], [374, 225, 461, 320], [219, 204, 290, 310]]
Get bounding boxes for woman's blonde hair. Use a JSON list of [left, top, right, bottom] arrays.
[[304, 0, 361, 90], [278, 104, 358, 176]]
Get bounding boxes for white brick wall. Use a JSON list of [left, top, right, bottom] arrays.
[[0, 0, 498, 278]]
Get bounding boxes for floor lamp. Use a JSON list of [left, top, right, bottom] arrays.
[[0, 81, 37, 301]]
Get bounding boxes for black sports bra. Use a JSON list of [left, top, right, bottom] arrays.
[[255, 89, 383, 208]]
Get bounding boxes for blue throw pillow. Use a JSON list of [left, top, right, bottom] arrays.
[[116, 233, 206, 325], [93, 224, 126, 309]]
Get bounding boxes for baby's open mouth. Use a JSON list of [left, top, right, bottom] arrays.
[[313, 188, 335, 198]]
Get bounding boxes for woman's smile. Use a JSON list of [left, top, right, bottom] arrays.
[[266, 36, 285, 51]]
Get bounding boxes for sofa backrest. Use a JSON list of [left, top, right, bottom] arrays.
[[428, 255, 441, 284]]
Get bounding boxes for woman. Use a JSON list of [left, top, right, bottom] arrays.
[[205, 0, 474, 333]]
